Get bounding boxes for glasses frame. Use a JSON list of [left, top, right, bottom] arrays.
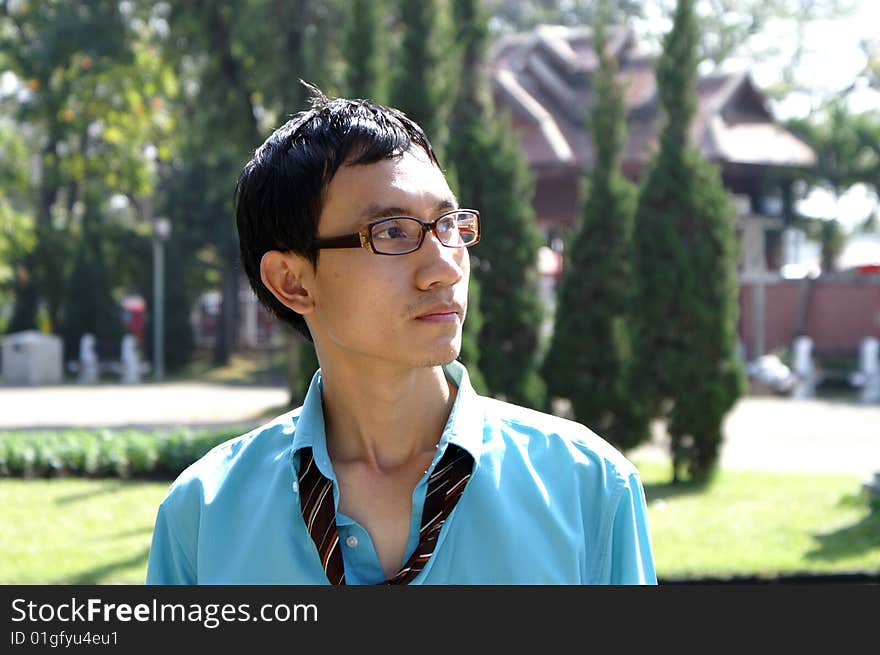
[[312, 208, 481, 256]]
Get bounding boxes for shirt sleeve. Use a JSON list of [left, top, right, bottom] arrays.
[[145, 500, 197, 585], [607, 470, 657, 584]]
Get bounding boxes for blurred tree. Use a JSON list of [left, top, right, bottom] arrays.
[[542, 2, 648, 450], [787, 98, 880, 269], [245, 0, 342, 115], [162, 0, 341, 378], [161, 1, 262, 366], [59, 192, 125, 361], [0, 0, 177, 348], [0, 121, 36, 333], [632, 0, 746, 483], [295, 337, 320, 406], [788, 100, 877, 195], [388, 0, 454, 156], [142, 237, 196, 373], [446, 0, 545, 408], [341, 0, 386, 101]]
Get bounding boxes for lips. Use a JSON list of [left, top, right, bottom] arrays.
[[415, 302, 463, 320]]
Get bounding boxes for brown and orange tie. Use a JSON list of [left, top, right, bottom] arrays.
[[297, 444, 473, 585]]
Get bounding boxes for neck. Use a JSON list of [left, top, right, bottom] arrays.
[[319, 359, 456, 474]]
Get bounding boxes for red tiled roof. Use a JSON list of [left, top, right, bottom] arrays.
[[490, 24, 816, 173]]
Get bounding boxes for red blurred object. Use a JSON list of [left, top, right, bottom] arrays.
[[855, 264, 880, 275], [121, 295, 147, 343]]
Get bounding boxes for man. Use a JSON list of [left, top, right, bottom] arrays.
[[146, 86, 656, 585]]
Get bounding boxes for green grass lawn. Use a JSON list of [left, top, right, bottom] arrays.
[[0, 478, 169, 584], [634, 461, 880, 580], [1, 463, 878, 583]]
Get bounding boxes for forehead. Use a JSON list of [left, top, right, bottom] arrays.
[[320, 148, 454, 231]]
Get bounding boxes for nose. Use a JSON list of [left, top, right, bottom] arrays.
[[414, 229, 467, 291]]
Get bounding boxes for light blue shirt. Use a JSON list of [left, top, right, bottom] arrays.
[[146, 360, 656, 585]]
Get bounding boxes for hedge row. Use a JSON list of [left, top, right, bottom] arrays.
[[0, 427, 245, 479]]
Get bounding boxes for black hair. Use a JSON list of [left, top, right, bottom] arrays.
[[235, 82, 439, 341]]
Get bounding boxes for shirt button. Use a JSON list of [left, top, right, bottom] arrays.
[[345, 535, 359, 548], [291, 480, 299, 493]]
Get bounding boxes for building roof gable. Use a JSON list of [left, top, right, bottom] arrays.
[[490, 24, 816, 172]]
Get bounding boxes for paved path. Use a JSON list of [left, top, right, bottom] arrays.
[[629, 396, 880, 477], [0, 382, 290, 431], [1, 383, 878, 476]]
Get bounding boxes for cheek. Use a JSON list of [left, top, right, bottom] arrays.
[[320, 264, 406, 326]]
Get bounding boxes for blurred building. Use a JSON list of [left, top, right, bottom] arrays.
[[490, 24, 815, 257], [489, 25, 880, 367]]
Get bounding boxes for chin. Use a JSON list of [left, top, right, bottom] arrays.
[[413, 340, 461, 368]]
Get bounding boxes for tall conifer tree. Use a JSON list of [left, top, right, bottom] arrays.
[[542, 4, 647, 449], [446, 0, 546, 409], [389, 0, 449, 154], [341, 0, 385, 101], [632, 0, 746, 482]]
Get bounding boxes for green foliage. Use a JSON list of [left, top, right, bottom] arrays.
[[58, 203, 126, 360], [0, 427, 242, 479], [632, 0, 746, 482], [446, 0, 546, 409], [787, 99, 880, 201], [297, 339, 321, 405], [542, 5, 648, 450], [0, 1, 178, 336], [0, 189, 37, 334], [457, 272, 488, 394], [341, 0, 386, 101], [143, 238, 195, 373], [389, 0, 453, 155], [795, 215, 846, 272]]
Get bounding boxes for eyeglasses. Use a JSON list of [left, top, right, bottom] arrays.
[[313, 209, 481, 256]]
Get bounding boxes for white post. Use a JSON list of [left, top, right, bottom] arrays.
[[243, 290, 258, 348], [859, 337, 880, 404], [791, 335, 815, 399], [120, 334, 141, 384], [78, 333, 99, 384]]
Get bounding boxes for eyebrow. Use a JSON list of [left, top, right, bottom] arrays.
[[358, 197, 460, 225]]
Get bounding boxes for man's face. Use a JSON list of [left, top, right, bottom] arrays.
[[305, 147, 470, 370]]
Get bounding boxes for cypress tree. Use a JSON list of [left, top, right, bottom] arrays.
[[389, 0, 449, 154], [341, 0, 385, 101], [446, 0, 546, 409], [541, 5, 648, 450], [632, 0, 746, 482]]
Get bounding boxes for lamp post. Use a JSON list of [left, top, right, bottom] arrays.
[[152, 216, 172, 381]]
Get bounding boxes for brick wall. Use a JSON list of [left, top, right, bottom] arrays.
[[739, 273, 880, 358]]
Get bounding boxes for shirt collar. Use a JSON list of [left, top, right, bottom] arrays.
[[291, 360, 485, 476]]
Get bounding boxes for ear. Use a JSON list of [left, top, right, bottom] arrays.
[[260, 250, 315, 315]]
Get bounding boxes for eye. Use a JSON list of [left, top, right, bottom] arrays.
[[372, 219, 417, 241], [436, 215, 457, 233]]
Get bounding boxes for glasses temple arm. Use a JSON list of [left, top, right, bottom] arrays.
[[312, 233, 364, 249]]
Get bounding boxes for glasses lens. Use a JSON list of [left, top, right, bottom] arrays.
[[447, 211, 479, 246], [371, 217, 422, 254]]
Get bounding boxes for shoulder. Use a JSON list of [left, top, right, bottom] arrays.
[[159, 408, 302, 513], [478, 396, 640, 489]]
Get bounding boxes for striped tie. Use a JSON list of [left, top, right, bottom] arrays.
[[297, 444, 473, 585]]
